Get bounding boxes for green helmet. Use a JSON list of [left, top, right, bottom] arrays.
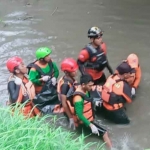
[[36, 47, 52, 60]]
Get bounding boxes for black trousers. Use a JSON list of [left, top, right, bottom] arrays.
[[102, 106, 130, 124], [77, 122, 106, 137]]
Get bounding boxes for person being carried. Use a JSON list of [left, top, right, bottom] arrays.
[[115, 53, 141, 97], [28, 47, 59, 94], [71, 74, 112, 148], [6, 56, 41, 117], [57, 58, 78, 130], [77, 26, 113, 85], [101, 62, 134, 124]]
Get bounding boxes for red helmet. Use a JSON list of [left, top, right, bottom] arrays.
[[61, 58, 78, 72], [6, 56, 23, 73]]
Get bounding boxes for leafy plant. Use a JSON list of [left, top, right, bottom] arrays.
[[0, 105, 105, 150]]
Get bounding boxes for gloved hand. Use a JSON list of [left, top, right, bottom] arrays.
[[51, 77, 57, 86], [131, 87, 136, 96], [42, 76, 50, 82], [14, 77, 22, 85], [93, 99, 103, 111], [69, 118, 76, 130], [95, 100, 102, 107], [90, 123, 99, 136]]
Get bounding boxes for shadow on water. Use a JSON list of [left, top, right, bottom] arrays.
[[0, 0, 150, 149]]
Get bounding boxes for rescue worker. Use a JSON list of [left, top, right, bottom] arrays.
[[77, 26, 113, 85], [72, 74, 112, 148], [115, 53, 141, 97], [57, 58, 78, 130], [101, 62, 135, 124], [28, 47, 59, 94], [6, 56, 41, 117]]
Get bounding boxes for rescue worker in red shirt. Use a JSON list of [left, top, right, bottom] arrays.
[[6, 56, 41, 117], [101, 62, 135, 124], [77, 26, 113, 85], [57, 58, 78, 130], [115, 53, 141, 97], [71, 74, 112, 149]]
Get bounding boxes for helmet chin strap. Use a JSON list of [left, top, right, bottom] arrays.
[[65, 72, 74, 80], [39, 58, 47, 64]]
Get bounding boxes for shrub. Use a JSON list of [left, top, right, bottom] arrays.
[[0, 105, 105, 150]]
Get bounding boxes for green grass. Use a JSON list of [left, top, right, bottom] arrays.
[[0, 104, 105, 150]]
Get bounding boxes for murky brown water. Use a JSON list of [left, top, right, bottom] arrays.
[[0, 0, 150, 149]]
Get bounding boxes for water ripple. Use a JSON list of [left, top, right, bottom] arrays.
[[6, 11, 27, 18], [0, 38, 49, 53]]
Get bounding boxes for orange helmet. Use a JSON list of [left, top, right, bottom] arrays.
[[127, 53, 139, 68], [61, 58, 78, 72]]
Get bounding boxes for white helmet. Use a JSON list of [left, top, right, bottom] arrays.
[[88, 26, 103, 38]]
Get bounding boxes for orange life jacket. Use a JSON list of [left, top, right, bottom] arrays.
[[57, 76, 73, 93], [132, 65, 141, 88], [125, 65, 141, 88], [57, 76, 79, 115], [8, 75, 41, 117], [57, 76, 79, 100], [101, 75, 132, 111], [68, 91, 94, 127]]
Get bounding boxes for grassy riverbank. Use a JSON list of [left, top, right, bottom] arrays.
[[0, 105, 105, 150]]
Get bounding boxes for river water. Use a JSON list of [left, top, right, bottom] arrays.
[[0, 0, 150, 149]]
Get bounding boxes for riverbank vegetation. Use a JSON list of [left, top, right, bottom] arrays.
[[0, 105, 105, 150]]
